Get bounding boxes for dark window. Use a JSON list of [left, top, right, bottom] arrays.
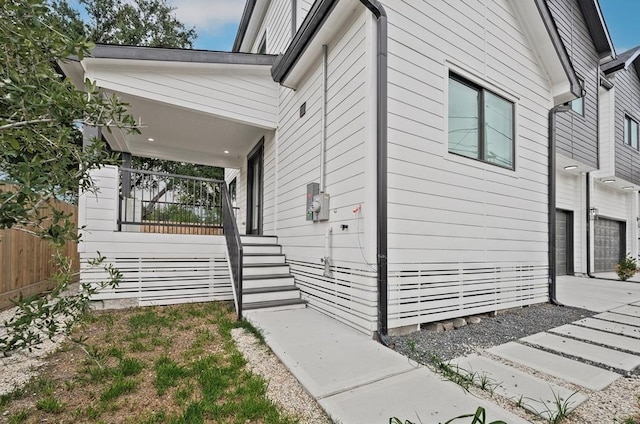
[[257, 34, 267, 54], [448, 73, 515, 169], [229, 178, 237, 208], [624, 115, 639, 150]]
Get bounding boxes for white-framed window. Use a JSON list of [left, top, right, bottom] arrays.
[[448, 72, 515, 169], [624, 115, 639, 150], [567, 77, 585, 116]]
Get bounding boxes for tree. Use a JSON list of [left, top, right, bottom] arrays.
[[0, 0, 138, 355], [51, 0, 197, 48]]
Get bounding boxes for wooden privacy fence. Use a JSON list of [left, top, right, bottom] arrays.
[[0, 185, 80, 310]]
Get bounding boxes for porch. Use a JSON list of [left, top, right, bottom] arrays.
[[63, 45, 304, 314]]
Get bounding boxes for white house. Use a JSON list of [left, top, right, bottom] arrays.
[[62, 0, 583, 337]]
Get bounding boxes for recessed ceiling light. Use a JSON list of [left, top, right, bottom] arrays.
[[623, 186, 634, 190], [147, 137, 154, 142], [603, 179, 615, 183], [564, 165, 578, 170], [224, 150, 230, 154]]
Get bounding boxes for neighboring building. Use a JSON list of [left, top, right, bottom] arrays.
[[595, 47, 640, 273], [63, 0, 582, 337], [547, 0, 615, 277]]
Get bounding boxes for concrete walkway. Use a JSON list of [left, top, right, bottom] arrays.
[[245, 308, 527, 424], [245, 276, 640, 422]]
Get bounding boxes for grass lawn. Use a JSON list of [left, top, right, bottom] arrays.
[[0, 301, 298, 424]]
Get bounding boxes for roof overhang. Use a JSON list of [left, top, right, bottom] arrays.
[[577, 0, 616, 61], [271, 0, 362, 88], [512, 0, 582, 105], [602, 46, 640, 77], [233, 0, 271, 53], [58, 44, 279, 168]]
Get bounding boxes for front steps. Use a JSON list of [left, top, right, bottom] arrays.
[[240, 235, 306, 312]]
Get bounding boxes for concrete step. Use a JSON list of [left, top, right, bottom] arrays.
[[451, 354, 587, 420], [574, 317, 640, 339], [243, 263, 290, 276], [242, 244, 281, 254], [241, 235, 278, 245], [243, 254, 286, 264], [243, 274, 295, 290], [488, 342, 620, 391], [522, 332, 640, 372], [595, 312, 640, 327], [243, 298, 307, 312], [610, 304, 640, 318], [242, 286, 301, 304], [550, 324, 640, 354]]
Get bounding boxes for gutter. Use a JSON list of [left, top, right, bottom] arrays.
[[270, 0, 390, 342], [233, 0, 257, 52], [548, 105, 571, 306]]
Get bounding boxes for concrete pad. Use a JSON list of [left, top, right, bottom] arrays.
[[574, 317, 640, 339], [245, 308, 415, 399], [451, 355, 587, 419], [488, 342, 620, 390], [596, 312, 640, 327], [612, 304, 640, 318], [556, 276, 640, 312], [550, 324, 640, 354], [319, 367, 529, 424], [522, 332, 640, 372]]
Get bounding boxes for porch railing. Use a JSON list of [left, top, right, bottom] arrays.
[[118, 167, 224, 234], [222, 183, 243, 319]]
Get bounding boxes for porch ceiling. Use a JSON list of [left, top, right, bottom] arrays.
[[105, 91, 267, 168], [58, 45, 279, 168]]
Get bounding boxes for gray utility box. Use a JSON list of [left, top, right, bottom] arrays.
[[306, 183, 330, 222]]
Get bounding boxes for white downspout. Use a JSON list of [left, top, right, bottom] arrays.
[[320, 44, 328, 193]]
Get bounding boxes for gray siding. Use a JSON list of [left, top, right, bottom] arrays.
[[613, 68, 640, 185], [547, 0, 599, 168]]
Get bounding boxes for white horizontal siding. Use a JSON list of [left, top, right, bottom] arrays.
[[86, 63, 279, 128], [556, 171, 585, 274], [382, 0, 554, 326], [253, 0, 292, 54], [79, 166, 232, 305], [598, 86, 615, 176]]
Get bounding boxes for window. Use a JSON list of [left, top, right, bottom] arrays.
[[567, 77, 585, 115], [625, 115, 639, 150], [448, 73, 515, 169], [257, 34, 267, 54], [229, 178, 237, 208]]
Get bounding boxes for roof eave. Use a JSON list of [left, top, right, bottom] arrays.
[[232, 0, 257, 52], [576, 0, 616, 60]]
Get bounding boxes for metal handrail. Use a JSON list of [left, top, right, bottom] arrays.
[[222, 183, 243, 320]]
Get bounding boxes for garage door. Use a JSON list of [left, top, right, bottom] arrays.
[[556, 210, 571, 275], [594, 219, 625, 273]]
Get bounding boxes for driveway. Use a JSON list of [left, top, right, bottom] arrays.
[[557, 274, 640, 312]]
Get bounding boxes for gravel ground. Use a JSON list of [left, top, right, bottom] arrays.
[[391, 303, 596, 362], [231, 328, 332, 424]]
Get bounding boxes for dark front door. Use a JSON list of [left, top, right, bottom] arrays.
[[555, 210, 573, 275], [594, 218, 625, 272], [246, 139, 264, 235]]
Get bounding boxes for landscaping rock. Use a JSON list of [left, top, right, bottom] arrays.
[[453, 317, 467, 328], [442, 321, 454, 331], [467, 316, 482, 325], [424, 322, 445, 332]]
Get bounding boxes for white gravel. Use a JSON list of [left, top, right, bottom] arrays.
[[231, 328, 332, 424], [0, 305, 67, 397]]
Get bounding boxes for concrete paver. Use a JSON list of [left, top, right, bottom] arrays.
[[611, 304, 640, 317], [551, 324, 640, 354], [574, 317, 640, 338], [522, 332, 640, 372], [557, 276, 640, 312], [596, 311, 640, 327], [451, 355, 587, 419], [488, 342, 620, 390], [319, 367, 528, 424]]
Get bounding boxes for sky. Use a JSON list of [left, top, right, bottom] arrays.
[[69, 0, 640, 53]]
